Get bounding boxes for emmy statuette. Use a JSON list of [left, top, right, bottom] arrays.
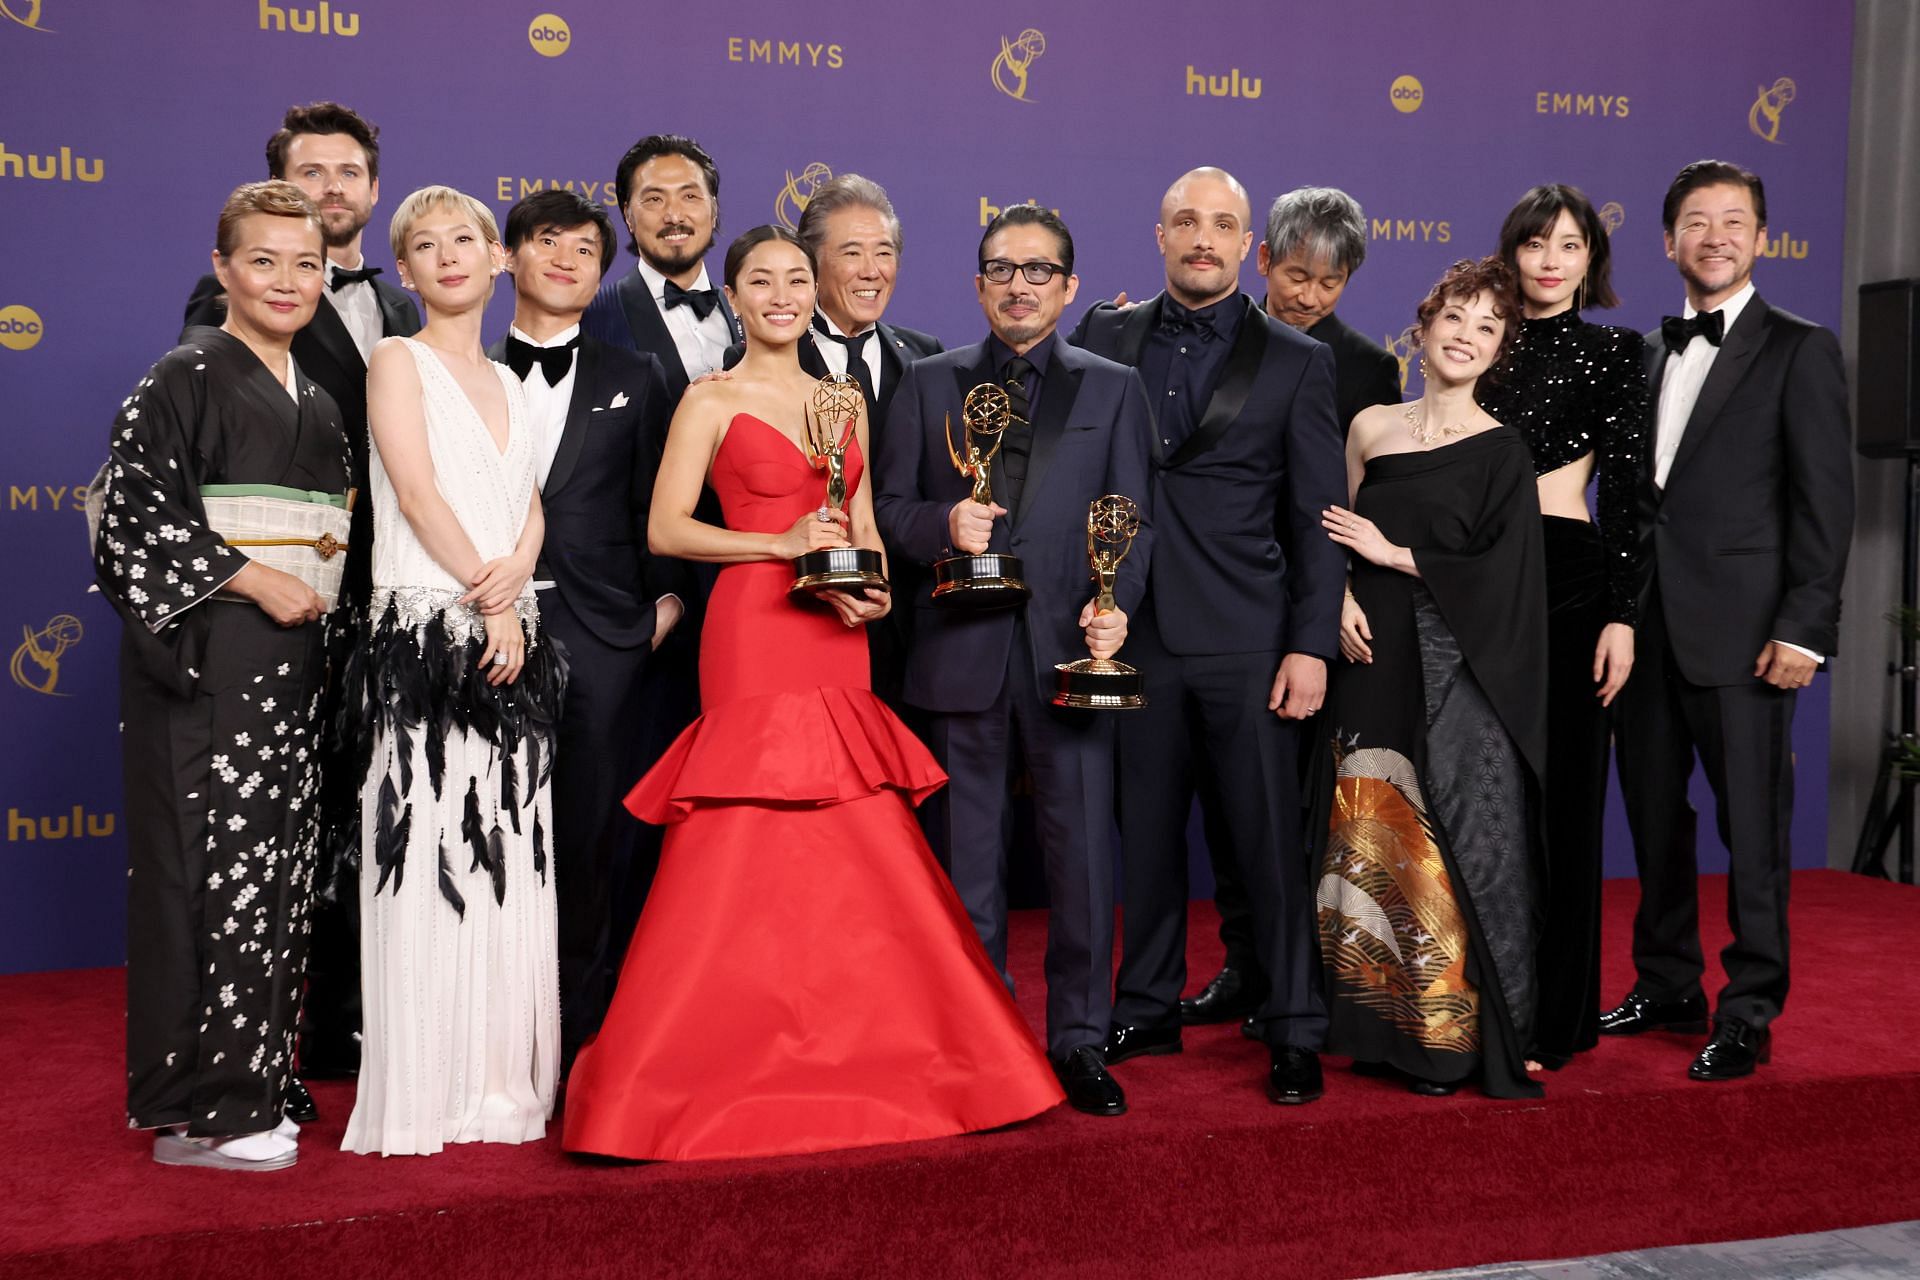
[[931, 383, 1030, 608], [1052, 495, 1146, 709], [790, 372, 889, 599]]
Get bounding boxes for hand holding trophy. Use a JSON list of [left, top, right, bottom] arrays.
[[789, 371, 889, 599], [1053, 495, 1146, 709], [931, 383, 1030, 608]]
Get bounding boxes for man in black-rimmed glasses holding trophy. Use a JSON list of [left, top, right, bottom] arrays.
[[875, 204, 1155, 1118], [1070, 167, 1347, 1106]]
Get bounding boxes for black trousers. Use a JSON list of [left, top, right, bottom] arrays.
[[1113, 614, 1326, 1049], [540, 589, 651, 1063], [920, 628, 1115, 1059], [1613, 586, 1797, 1027]]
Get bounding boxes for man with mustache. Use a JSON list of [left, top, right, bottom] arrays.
[[179, 100, 422, 1099], [1606, 160, 1853, 1081], [1068, 167, 1345, 1105]]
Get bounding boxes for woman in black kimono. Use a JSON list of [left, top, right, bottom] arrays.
[[1478, 186, 1650, 1069], [1319, 256, 1548, 1099], [94, 181, 349, 1170]]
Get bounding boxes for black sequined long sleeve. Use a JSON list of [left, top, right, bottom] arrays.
[[1479, 312, 1650, 626]]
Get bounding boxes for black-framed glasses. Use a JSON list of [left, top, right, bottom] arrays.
[[980, 258, 1068, 285]]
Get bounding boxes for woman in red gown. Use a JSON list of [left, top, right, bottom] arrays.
[[562, 226, 1063, 1161]]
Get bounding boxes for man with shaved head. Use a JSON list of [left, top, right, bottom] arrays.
[[1069, 166, 1346, 1104]]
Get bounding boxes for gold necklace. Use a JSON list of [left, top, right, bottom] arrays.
[[1403, 402, 1474, 446]]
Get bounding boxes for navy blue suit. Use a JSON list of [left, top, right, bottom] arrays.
[[875, 335, 1154, 1057], [1070, 292, 1344, 1048], [487, 334, 679, 1060], [583, 267, 742, 400]]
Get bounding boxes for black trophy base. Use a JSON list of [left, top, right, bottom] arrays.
[[790, 547, 888, 598], [1052, 658, 1147, 710], [931, 553, 1030, 609]]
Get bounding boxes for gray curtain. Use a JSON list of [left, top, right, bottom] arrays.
[[1829, 0, 1920, 876]]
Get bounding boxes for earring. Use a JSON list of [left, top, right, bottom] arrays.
[[1576, 276, 1588, 312], [1418, 354, 1429, 381]]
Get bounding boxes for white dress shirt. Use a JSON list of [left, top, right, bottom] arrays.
[[1653, 282, 1820, 664], [634, 258, 731, 380], [505, 324, 579, 593], [812, 309, 883, 389], [325, 254, 384, 364]]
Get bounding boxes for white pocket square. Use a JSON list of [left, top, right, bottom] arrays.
[[606, 392, 629, 410]]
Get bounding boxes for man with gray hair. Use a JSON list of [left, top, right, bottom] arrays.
[[1258, 186, 1403, 434], [1180, 186, 1404, 1034]]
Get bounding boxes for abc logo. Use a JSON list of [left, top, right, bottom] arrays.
[[528, 12, 569, 56], [0, 304, 44, 351], [1390, 74, 1424, 114]]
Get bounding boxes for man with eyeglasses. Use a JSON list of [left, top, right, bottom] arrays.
[[875, 205, 1156, 1118], [1069, 167, 1344, 1105]]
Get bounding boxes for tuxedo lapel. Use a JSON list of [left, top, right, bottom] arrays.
[[1166, 295, 1269, 469], [1666, 298, 1769, 485], [874, 322, 906, 411], [1117, 296, 1161, 368], [373, 279, 419, 338], [619, 271, 688, 387], [300, 299, 366, 383], [544, 339, 599, 498], [1013, 352, 1085, 529], [799, 334, 830, 380]]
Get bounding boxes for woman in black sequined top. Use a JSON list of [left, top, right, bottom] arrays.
[[1478, 184, 1650, 1071]]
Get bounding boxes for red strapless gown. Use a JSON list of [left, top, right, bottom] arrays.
[[562, 415, 1063, 1161]]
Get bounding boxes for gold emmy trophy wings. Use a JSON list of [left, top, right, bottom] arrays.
[[790, 372, 890, 599], [930, 383, 1031, 608], [1052, 495, 1146, 709]]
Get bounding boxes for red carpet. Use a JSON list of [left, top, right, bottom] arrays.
[[5, 871, 1918, 1279]]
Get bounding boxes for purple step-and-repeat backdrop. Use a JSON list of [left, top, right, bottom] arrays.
[[0, 1, 1851, 973]]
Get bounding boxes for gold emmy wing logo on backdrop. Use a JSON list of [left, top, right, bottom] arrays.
[[1390, 75, 1423, 113], [1385, 332, 1415, 393], [0, 143, 105, 183], [775, 162, 833, 231], [1749, 77, 1796, 143], [528, 12, 569, 56], [1600, 201, 1626, 236], [991, 28, 1046, 101], [10, 614, 80, 697], [0, 304, 44, 350], [0, 0, 52, 31], [257, 0, 358, 37]]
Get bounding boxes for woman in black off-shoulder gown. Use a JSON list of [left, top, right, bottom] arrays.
[[1479, 185, 1650, 1068]]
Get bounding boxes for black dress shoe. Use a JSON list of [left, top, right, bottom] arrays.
[[1102, 1021, 1182, 1065], [1408, 1077, 1459, 1097], [1057, 1046, 1128, 1116], [1267, 1046, 1324, 1105], [1597, 991, 1709, 1036], [284, 1077, 318, 1124], [1180, 967, 1267, 1025], [1689, 1017, 1771, 1081]]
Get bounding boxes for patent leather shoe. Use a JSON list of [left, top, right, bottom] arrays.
[[284, 1077, 318, 1124], [1102, 1021, 1182, 1065], [1409, 1077, 1459, 1097], [1057, 1046, 1127, 1116], [1688, 1017, 1771, 1081], [1597, 991, 1709, 1036], [1266, 1046, 1324, 1105], [1180, 967, 1267, 1025]]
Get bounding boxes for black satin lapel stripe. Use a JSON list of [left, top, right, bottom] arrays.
[[1013, 359, 1085, 529], [544, 340, 599, 498], [1166, 295, 1270, 469], [303, 298, 366, 378], [621, 272, 689, 386], [1644, 333, 1668, 482], [1118, 296, 1161, 368], [1667, 301, 1769, 485]]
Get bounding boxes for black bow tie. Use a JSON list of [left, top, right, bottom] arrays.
[[1159, 299, 1220, 341], [330, 265, 382, 292], [1661, 310, 1725, 350], [502, 334, 579, 386], [663, 280, 720, 321]]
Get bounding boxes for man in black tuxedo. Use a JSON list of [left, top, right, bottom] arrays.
[[1184, 185, 1404, 1032], [1605, 160, 1853, 1080], [875, 205, 1154, 1116], [180, 101, 420, 1089], [583, 134, 743, 395], [721, 174, 944, 706], [489, 190, 682, 1070], [1069, 168, 1344, 1104]]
